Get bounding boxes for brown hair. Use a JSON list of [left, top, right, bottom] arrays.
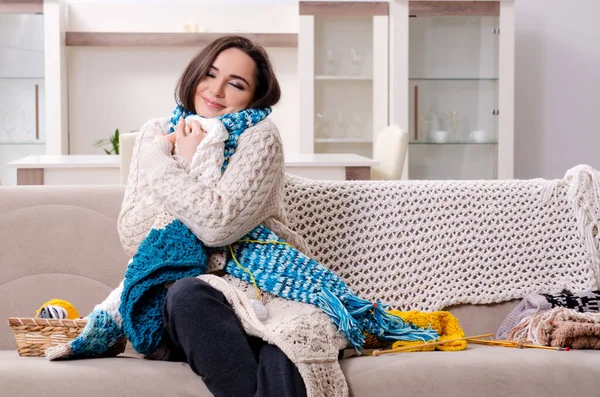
[[175, 35, 281, 112]]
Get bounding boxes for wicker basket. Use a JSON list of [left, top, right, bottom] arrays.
[[8, 317, 88, 357]]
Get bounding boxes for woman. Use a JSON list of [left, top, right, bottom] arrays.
[[47, 35, 432, 397], [117, 36, 342, 397]]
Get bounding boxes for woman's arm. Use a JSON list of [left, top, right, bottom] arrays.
[[117, 118, 171, 256], [138, 119, 284, 247]]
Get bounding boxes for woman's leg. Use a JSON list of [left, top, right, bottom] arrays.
[[254, 340, 307, 397], [162, 277, 258, 397]]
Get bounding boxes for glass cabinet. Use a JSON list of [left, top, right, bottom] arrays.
[[392, 0, 514, 180], [299, 1, 389, 157], [300, 0, 514, 179], [0, 10, 46, 185]]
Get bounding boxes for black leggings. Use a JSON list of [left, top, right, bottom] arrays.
[[162, 277, 307, 397]]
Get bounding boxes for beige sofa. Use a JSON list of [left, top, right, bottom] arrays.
[[1, 176, 599, 397]]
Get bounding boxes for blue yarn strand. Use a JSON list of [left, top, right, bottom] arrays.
[[318, 288, 365, 350]]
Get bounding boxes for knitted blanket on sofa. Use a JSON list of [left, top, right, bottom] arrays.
[[282, 165, 600, 311]]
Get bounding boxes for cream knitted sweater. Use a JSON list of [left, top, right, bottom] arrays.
[[118, 117, 349, 397]]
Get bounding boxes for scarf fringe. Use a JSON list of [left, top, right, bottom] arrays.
[[318, 288, 439, 351]]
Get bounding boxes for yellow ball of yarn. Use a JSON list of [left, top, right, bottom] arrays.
[[35, 299, 80, 320]]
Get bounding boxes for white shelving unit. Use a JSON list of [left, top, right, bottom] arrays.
[[299, 2, 388, 158], [18, 0, 513, 182]]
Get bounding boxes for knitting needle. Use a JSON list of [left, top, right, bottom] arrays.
[[468, 339, 570, 351], [372, 333, 494, 356], [467, 339, 517, 347], [520, 344, 570, 351]]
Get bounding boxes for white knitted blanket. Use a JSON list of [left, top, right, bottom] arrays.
[[283, 165, 600, 312], [95, 115, 600, 396]]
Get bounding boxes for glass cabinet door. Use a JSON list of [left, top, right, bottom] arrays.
[[313, 15, 375, 158], [407, 1, 500, 180], [299, 1, 389, 158], [0, 13, 46, 185]]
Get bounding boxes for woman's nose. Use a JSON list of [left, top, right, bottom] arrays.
[[210, 79, 225, 98]]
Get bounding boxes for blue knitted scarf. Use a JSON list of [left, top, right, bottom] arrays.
[[59, 106, 438, 360]]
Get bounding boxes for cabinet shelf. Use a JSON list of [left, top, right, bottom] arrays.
[[410, 141, 498, 145], [316, 137, 372, 143], [410, 78, 498, 81], [300, 1, 388, 17], [0, 141, 45, 145], [65, 32, 298, 48], [0, 77, 44, 80], [0, 1, 43, 14], [315, 75, 372, 81]]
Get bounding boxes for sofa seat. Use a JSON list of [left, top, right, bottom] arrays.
[[0, 350, 211, 397], [2, 344, 598, 397], [341, 344, 600, 397]]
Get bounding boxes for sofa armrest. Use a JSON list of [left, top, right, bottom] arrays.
[[0, 185, 129, 350]]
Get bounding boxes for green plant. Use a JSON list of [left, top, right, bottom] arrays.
[[94, 128, 120, 155]]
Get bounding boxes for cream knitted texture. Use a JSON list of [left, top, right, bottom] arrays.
[[282, 166, 600, 312], [118, 117, 344, 397], [182, 115, 228, 183], [140, 119, 286, 247], [118, 117, 311, 256], [201, 275, 348, 397]]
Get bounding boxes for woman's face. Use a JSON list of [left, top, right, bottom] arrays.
[[194, 48, 256, 117]]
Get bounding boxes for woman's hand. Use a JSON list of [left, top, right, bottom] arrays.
[[152, 119, 178, 147], [175, 117, 207, 162]]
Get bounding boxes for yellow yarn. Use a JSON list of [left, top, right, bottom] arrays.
[[228, 239, 294, 302], [388, 310, 467, 352], [35, 299, 80, 320]]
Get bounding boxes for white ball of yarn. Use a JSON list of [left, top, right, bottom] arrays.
[[249, 299, 269, 321], [38, 305, 68, 319]]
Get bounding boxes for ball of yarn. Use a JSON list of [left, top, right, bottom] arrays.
[[249, 299, 269, 321], [37, 305, 68, 319], [35, 299, 80, 320]]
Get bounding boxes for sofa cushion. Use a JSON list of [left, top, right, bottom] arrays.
[[446, 300, 519, 336], [0, 350, 212, 397], [2, 344, 599, 397], [340, 344, 600, 397]]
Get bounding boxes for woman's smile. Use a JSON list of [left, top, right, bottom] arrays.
[[202, 97, 225, 110]]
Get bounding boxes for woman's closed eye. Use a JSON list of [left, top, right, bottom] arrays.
[[205, 72, 243, 90]]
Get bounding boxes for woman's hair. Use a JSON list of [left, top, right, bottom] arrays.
[[175, 35, 281, 112]]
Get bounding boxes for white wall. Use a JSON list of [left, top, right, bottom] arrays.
[[515, 0, 600, 179], [68, 47, 298, 154], [63, 0, 299, 155]]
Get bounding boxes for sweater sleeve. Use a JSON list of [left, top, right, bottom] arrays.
[[117, 118, 171, 256], [137, 119, 285, 247]]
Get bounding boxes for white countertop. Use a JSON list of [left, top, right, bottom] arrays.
[[8, 154, 378, 169], [283, 153, 378, 167], [8, 155, 121, 169]]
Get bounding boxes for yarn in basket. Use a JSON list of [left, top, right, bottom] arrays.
[[35, 299, 80, 320]]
